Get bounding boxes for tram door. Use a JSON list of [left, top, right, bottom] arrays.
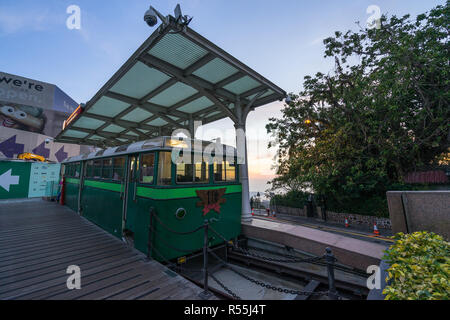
[[122, 154, 140, 237]]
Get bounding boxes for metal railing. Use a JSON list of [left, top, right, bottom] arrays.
[[147, 208, 342, 300]]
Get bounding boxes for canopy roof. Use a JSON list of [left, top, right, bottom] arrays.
[[62, 136, 237, 163], [55, 16, 286, 148]]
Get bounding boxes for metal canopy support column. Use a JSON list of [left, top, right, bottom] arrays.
[[234, 96, 252, 223], [233, 90, 268, 223]]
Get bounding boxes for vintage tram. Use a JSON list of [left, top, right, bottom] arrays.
[[62, 136, 241, 262]]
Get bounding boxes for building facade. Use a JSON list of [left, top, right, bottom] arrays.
[[0, 71, 90, 162]]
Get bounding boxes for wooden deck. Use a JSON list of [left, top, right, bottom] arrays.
[[0, 199, 211, 300]]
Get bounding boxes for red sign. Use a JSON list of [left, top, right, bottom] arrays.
[[196, 188, 227, 216], [63, 105, 83, 130]]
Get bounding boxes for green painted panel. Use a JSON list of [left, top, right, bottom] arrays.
[[134, 192, 242, 261], [65, 182, 79, 213], [80, 185, 123, 238], [137, 184, 242, 200], [84, 180, 123, 192], [66, 178, 80, 185], [0, 161, 31, 199]]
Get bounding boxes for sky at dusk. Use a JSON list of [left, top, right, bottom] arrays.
[[0, 0, 444, 192]]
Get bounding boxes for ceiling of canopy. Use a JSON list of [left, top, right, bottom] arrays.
[[55, 16, 286, 147]]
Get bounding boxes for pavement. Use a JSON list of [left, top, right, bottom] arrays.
[[252, 210, 394, 246]]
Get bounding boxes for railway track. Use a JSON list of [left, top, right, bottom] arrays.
[[227, 246, 369, 300]]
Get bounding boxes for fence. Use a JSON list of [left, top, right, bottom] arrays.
[[0, 160, 61, 200]]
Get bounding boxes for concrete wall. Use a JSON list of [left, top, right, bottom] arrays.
[[272, 204, 392, 230], [386, 191, 450, 240], [271, 205, 307, 217]]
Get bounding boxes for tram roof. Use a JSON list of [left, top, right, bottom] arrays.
[[54, 15, 286, 148], [62, 136, 237, 163]]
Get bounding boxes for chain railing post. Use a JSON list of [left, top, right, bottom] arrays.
[[199, 219, 212, 299], [147, 208, 154, 260], [324, 247, 338, 300]]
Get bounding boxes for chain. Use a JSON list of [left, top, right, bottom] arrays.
[[151, 211, 204, 235], [227, 265, 329, 297], [209, 273, 242, 300], [234, 247, 324, 264], [149, 224, 199, 254], [207, 248, 329, 298], [208, 225, 231, 243]]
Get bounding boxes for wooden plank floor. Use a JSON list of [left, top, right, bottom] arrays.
[[0, 199, 212, 300]]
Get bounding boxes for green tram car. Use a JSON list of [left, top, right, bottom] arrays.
[[62, 136, 241, 262]]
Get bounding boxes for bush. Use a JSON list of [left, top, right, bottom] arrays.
[[271, 190, 309, 209], [383, 231, 450, 300]]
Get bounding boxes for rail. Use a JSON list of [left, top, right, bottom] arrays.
[[147, 208, 342, 300]]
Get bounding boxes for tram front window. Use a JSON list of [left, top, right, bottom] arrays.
[[214, 160, 236, 182], [93, 160, 102, 179], [113, 157, 126, 181], [140, 153, 155, 184], [158, 152, 172, 185], [176, 155, 208, 184]]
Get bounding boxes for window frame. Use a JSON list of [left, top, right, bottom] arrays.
[[139, 152, 156, 185], [213, 158, 238, 183]]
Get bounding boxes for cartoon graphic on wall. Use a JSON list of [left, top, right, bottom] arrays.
[[0, 104, 69, 137]]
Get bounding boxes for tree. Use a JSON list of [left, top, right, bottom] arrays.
[[266, 3, 449, 215]]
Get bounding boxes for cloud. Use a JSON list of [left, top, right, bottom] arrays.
[[309, 36, 326, 46], [0, 7, 61, 35]]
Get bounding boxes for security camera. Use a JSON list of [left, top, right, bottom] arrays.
[[285, 95, 292, 104], [144, 7, 158, 27], [45, 138, 51, 144]]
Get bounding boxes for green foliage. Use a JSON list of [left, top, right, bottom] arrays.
[[383, 232, 450, 300], [266, 3, 450, 213], [271, 190, 309, 208]]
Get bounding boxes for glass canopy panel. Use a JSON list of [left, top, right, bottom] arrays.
[[126, 131, 140, 136], [149, 82, 198, 107], [167, 115, 179, 121], [88, 96, 130, 117], [177, 96, 214, 113], [103, 124, 126, 133], [148, 33, 208, 70], [62, 130, 89, 139], [72, 117, 105, 130], [192, 58, 239, 84], [206, 111, 221, 118], [89, 135, 106, 140], [116, 138, 129, 143], [136, 128, 150, 134], [120, 108, 153, 122], [222, 76, 261, 95], [247, 89, 274, 100], [146, 118, 168, 126], [110, 61, 172, 99]]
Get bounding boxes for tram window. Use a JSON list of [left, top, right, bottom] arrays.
[[176, 156, 209, 183], [214, 160, 236, 182], [157, 152, 172, 185], [140, 153, 155, 184], [64, 164, 71, 177], [73, 163, 80, 178], [93, 159, 102, 179], [101, 158, 113, 179], [176, 163, 193, 183], [86, 160, 94, 178], [112, 157, 126, 181]]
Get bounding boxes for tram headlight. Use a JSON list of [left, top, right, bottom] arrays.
[[175, 208, 187, 220]]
